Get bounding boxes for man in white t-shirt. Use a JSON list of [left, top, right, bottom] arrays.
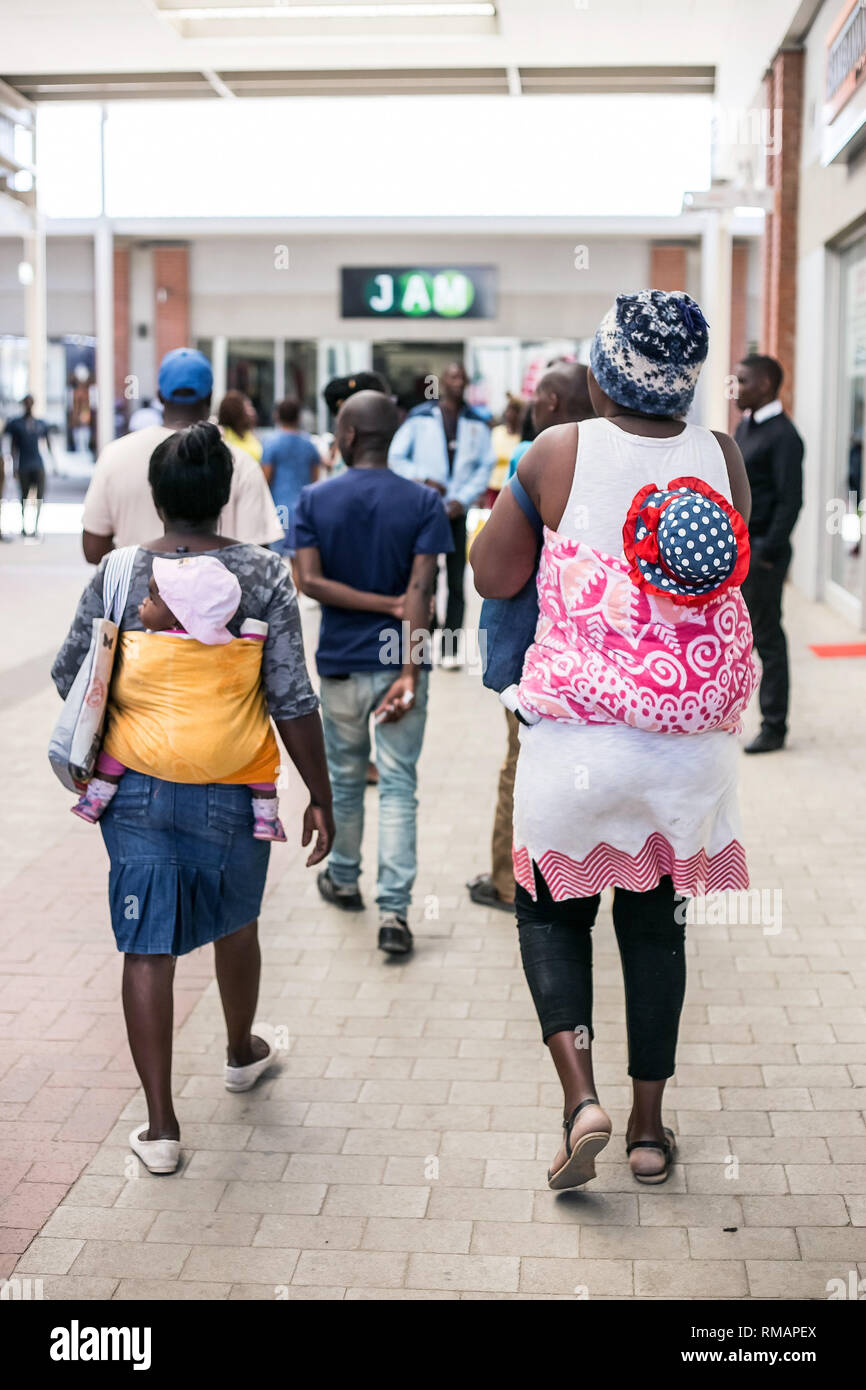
[[82, 348, 283, 563]]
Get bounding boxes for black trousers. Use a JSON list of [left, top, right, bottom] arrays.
[[515, 873, 686, 1081], [18, 464, 45, 501], [443, 512, 467, 634], [741, 543, 791, 737]]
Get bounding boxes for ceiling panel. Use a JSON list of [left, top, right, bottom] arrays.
[[0, 0, 806, 113]]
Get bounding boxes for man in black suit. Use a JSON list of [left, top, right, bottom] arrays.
[[734, 355, 804, 754]]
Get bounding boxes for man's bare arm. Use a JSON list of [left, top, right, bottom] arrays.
[[82, 530, 114, 565], [295, 545, 403, 616]]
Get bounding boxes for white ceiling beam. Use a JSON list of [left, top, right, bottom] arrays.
[[0, 77, 35, 128], [201, 67, 236, 96], [36, 212, 764, 240]]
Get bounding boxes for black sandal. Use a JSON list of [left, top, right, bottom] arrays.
[[626, 1127, 676, 1185], [547, 1097, 611, 1191]]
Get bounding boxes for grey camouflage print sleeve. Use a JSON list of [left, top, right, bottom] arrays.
[[260, 559, 320, 721], [51, 561, 108, 699]]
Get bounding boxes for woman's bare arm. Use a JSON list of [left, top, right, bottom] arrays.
[[274, 710, 334, 866], [469, 425, 577, 598], [468, 487, 538, 598]]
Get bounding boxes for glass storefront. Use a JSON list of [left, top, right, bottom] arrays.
[[226, 338, 275, 426], [284, 340, 317, 418], [0, 334, 95, 447], [185, 334, 590, 438], [833, 241, 866, 606], [372, 340, 464, 413]]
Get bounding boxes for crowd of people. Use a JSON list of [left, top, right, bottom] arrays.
[[46, 294, 805, 1185]]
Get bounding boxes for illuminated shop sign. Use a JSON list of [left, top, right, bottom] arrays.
[[341, 266, 497, 319]]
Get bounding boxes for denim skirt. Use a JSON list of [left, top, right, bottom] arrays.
[[99, 771, 270, 955]]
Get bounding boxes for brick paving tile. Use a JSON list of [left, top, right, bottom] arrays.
[[5, 553, 866, 1299], [746, 1261, 860, 1299], [519, 1257, 633, 1296]]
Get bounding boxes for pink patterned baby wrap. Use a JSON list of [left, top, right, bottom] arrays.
[[517, 528, 759, 735]]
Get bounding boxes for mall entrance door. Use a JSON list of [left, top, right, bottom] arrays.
[[372, 341, 464, 413]]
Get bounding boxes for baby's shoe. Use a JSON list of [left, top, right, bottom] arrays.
[[253, 814, 287, 843], [71, 778, 117, 823], [251, 797, 287, 842]]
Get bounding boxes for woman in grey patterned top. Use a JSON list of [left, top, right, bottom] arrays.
[[51, 423, 334, 1175], [53, 540, 320, 722]]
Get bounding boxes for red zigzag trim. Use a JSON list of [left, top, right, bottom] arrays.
[[513, 834, 749, 900]]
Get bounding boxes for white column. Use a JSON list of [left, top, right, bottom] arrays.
[[316, 340, 330, 433], [699, 210, 733, 432], [94, 217, 115, 452], [211, 334, 228, 410], [22, 216, 47, 415], [273, 337, 285, 407]]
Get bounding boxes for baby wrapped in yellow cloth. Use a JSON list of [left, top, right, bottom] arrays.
[[71, 554, 286, 842], [105, 625, 279, 785]]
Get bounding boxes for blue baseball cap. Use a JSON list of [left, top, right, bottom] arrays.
[[158, 348, 213, 403]]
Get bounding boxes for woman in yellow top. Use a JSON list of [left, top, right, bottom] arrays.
[[218, 388, 263, 462], [485, 394, 525, 507], [52, 423, 334, 1174]]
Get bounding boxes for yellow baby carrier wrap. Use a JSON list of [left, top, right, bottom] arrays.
[[103, 632, 280, 785]]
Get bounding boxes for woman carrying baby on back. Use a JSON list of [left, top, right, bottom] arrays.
[[52, 421, 334, 1174]]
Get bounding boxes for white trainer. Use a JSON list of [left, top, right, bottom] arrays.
[[128, 1126, 180, 1175], [224, 1022, 277, 1093]]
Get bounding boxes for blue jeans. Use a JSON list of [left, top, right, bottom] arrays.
[[319, 670, 429, 917]]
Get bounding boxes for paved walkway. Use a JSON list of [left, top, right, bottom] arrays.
[[2, 535, 865, 1300]]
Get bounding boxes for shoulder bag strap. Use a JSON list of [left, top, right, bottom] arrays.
[[102, 545, 138, 627], [507, 473, 544, 546]]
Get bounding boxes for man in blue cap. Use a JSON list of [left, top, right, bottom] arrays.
[[82, 348, 283, 563]]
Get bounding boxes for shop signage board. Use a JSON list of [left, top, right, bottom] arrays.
[[341, 266, 497, 320], [825, 0, 866, 124]]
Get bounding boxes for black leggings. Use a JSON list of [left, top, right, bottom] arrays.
[[515, 873, 686, 1081]]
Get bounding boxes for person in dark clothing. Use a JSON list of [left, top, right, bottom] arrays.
[[388, 362, 496, 667], [294, 391, 452, 956], [734, 355, 804, 754], [3, 394, 54, 539]]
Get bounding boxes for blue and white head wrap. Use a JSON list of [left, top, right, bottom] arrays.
[[590, 290, 709, 417]]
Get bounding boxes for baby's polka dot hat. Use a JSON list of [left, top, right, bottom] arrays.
[[622, 475, 751, 607]]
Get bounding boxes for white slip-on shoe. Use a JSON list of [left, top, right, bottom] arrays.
[[129, 1126, 180, 1175], [224, 1022, 278, 1093]]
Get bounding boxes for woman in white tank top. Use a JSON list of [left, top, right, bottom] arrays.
[[471, 291, 755, 1191]]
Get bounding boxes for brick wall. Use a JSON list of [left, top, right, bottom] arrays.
[[728, 241, 750, 434], [650, 243, 688, 292], [153, 245, 190, 366], [762, 49, 804, 413], [113, 245, 130, 403]]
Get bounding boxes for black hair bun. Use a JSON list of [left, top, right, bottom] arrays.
[[148, 420, 233, 524], [180, 420, 221, 465]]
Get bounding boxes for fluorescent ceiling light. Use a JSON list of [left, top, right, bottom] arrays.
[[168, 4, 495, 17]]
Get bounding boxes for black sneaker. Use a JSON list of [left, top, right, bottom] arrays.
[[744, 729, 785, 755], [467, 873, 516, 914], [378, 914, 414, 955], [317, 869, 365, 912]]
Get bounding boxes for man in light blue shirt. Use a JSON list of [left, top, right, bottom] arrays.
[[388, 362, 495, 657]]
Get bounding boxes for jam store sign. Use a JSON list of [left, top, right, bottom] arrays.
[[341, 266, 497, 319]]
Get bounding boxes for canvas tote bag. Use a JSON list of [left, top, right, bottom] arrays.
[[48, 546, 138, 791]]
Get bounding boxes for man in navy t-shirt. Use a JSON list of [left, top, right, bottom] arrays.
[[293, 390, 452, 956]]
